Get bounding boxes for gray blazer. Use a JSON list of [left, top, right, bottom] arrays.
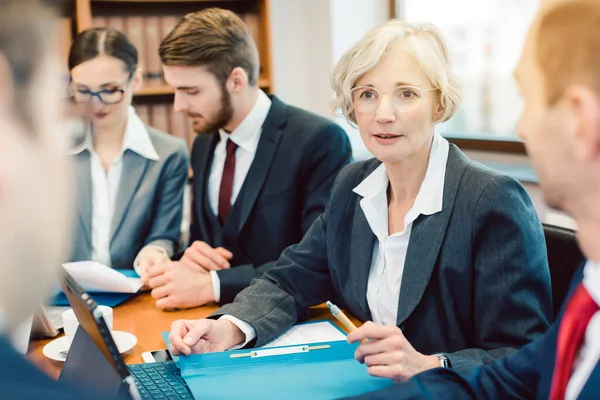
[[213, 144, 552, 372], [70, 127, 189, 269]]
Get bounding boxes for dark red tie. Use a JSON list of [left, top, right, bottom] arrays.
[[550, 283, 599, 400], [218, 139, 238, 225]]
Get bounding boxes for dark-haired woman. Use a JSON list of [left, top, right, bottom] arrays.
[[67, 27, 189, 279]]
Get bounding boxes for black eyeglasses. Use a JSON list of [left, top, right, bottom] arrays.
[[68, 72, 134, 105]]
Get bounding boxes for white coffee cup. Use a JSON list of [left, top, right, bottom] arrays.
[[62, 305, 113, 346]]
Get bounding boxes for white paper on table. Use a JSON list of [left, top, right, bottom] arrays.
[[62, 261, 143, 293], [262, 321, 347, 348]]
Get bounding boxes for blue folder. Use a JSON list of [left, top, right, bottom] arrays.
[[50, 269, 141, 307], [161, 326, 394, 399]]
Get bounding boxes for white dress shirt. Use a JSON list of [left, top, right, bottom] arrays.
[[70, 106, 160, 268], [566, 260, 600, 400], [207, 90, 272, 302], [225, 133, 449, 348], [353, 133, 449, 325]]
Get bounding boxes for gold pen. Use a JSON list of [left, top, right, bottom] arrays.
[[326, 301, 368, 343]]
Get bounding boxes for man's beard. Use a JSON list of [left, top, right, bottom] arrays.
[[190, 86, 234, 135]]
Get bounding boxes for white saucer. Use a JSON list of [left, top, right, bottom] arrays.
[[42, 331, 137, 362]]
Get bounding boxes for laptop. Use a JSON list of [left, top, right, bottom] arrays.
[[8, 315, 33, 354], [57, 266, 193, 399], [9, 305, 65, 354]]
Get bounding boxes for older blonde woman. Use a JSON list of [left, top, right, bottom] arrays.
[[167, 20, 552, 381]]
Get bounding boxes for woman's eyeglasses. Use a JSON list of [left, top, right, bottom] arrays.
[[351, 85, 436, 114], [68, 72, 134, 105]]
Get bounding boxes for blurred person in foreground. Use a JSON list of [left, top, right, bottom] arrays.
[[0, 1, 123, 398]]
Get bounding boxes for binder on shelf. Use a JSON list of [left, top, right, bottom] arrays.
[[150, 104, 171, 134], [160, 15, 180, 40], [145, 16, 162, 78], [170, 107, 189, 142], [57, 17, 73, 75], [241, 13, 265, 82], [135, 104, 151, 126], [106, 16, 125, 33], [241, 12, 261, 51], [125, 16, 146, 75], [92, 17, 106, 28]]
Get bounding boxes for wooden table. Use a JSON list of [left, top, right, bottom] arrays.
[[27, 292, 353, 380]]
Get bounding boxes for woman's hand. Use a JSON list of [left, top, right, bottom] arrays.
[[347, 321, 441, 381], [137, 246, 169, 283]]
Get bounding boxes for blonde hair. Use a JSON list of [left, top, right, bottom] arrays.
[[332, 19, 461, 125]]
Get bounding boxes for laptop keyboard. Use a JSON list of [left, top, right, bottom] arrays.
[[45, 306, 69, 330], [128, 361, 193, 399]]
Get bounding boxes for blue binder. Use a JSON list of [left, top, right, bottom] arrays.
[[162, 327, 394, 399], [50, 269, 141, 307]]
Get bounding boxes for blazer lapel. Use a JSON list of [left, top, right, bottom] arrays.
[[192, 134, 219, 242], [396, 145, 470, 326], [110, 151, 150, 242], [75, 152, 93, 247], [236, 97, 285, 234], [349, 199, 377, 320], [348, 161, 381, 320]]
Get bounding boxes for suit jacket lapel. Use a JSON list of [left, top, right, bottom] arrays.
[[110, 151, 150, 242], [348, 161, 381, 321], [75, 152, 93, 247], [349, 199, 376, 320], [396, 145, 470, 326], [236, 97, 285, 234], [538, 266, 586, 400], [192, 134, 219, 242]]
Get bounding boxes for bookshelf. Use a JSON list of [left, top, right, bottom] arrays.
[[137, 77, 271, 96], [60, 0, 274, 146]]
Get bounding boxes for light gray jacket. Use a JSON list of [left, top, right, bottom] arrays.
[[70, 126, 189, 269]]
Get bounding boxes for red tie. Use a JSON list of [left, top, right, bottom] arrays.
[[218, 139, 238, 225], [550, 284, 599, 400]]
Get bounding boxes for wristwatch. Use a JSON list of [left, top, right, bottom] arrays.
[[434, 354, 452, 369]]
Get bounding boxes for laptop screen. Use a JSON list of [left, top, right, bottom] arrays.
[[8, 314, 33, 354], [58, 267, 139, 400]]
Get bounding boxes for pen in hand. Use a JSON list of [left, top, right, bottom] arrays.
[[326, 301, 368, 344]]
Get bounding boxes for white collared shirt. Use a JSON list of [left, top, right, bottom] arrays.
[[69, 106, 160, 268], [207, 90, 272, 302], [353, 133, 449, 325], [222, 133, 449, 348], [566, 260, 600, 400], [207, 90, 271, 216]]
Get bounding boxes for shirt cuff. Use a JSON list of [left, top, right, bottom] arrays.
[[210, 270, 221, 303], [133, 245, 168, 276], [219, 315, 257, 349]]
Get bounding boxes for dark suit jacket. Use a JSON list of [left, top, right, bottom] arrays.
[[350, 263, 591, 400], [189, 95, 352, 303], [0, 336, 117, 399], [214, 144, 552, 372]]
